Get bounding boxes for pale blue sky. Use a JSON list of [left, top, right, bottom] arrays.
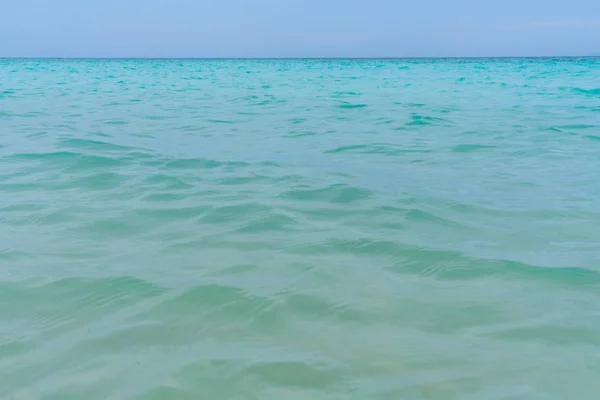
[[1, 0, 599, 57]]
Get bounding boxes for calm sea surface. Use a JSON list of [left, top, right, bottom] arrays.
[[1, 58, 600, 399]]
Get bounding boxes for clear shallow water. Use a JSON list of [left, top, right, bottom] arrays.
[[1, 58, 600, 399]]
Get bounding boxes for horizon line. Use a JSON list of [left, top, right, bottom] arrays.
[[1, 55, 599, 60]]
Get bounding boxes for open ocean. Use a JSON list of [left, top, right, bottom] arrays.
[[1, 58, 600, 399]]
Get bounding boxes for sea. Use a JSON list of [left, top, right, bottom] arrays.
[[1, 58, 599, 399]]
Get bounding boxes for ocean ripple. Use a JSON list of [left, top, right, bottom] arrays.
[[1, 58, 600, 399]]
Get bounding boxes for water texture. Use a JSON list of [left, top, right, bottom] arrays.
[[1, 58, 600, 399]]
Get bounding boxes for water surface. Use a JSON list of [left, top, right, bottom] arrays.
[[1, 58, 600, 399]]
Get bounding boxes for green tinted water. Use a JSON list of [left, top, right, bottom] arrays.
[[1, 58, 600, 399]]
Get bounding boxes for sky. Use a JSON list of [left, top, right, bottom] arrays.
[[1, 0, 599, 57]]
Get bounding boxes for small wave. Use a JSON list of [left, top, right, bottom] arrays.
[[544, 127, 563, 133], [279, 290, 373, 324], [147, 283, 275, 322], [325, 143, 431, 156], [76, 216, 155, 238], [236, 212, 298, 233], [283, 131, 318, 138], [199, 203, 272, 224], [134, 205, 211, 221], [288, 238, 402, 257], [405, 208, 467, 229], [208, 263, 260, 277], [405, 115, 450, 126], [143, 115, 173, 120], [558, 124, 596, 130], [161, 158, 248, 170], [5, 151, 127, 171], [57, 138, 135, 152], [289, 117, 307, 124], [66, 172, 131, 191], [324, 144, 370, 154], [451, 144, 497, 152], [142, 173, 190, 186], [332, 91, 360, 96], [570, 87, 600, 97], [338, 103, 367, 109], [389, 247, 600, 288], [207, 119, 235, 124], [3, 275, 166, 319], [63, 156, 129, 172], [141, 192, 190, 202], [117, 152, 160, 165], [215, 175, 270, 186], [481, 322, 600, 346], [280, 184, 372, 204]]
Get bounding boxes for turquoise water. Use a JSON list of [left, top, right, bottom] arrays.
[[1, 58, 600, 399]]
